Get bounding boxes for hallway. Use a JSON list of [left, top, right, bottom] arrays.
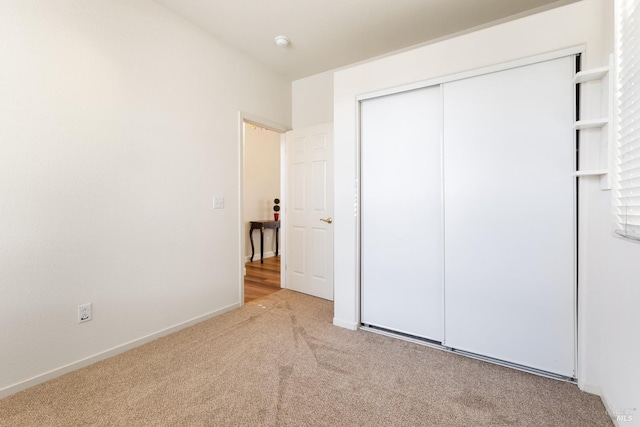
[[244, 256, 280, 303]]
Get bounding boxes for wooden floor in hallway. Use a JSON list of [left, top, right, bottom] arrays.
[[244, 256, 281, 303]]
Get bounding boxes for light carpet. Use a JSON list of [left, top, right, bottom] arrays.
[[0, 290, 612, 426]]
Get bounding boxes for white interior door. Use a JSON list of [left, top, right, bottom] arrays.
[[443, 57, 575, 377], [285, 123, 334, 300], [360, 86, 444, 341]]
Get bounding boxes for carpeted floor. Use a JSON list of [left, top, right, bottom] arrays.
[[0, 290, 612, 426]]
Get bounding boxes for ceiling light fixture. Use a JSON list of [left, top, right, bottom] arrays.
[[274, 35, 290, 48]]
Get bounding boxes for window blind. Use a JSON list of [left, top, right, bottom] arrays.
[[616, 0, 640, 240]]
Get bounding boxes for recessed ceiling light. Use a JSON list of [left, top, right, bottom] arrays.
[[274, 35, 290, 48]]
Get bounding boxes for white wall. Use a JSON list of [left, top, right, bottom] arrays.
[[243, 124, 281, 260], [292, 70, 334, 128], [334, 0, 638, 422], [0, 0, 290, 396]]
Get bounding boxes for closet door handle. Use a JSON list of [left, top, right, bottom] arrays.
[[320, 217, 333, 224]]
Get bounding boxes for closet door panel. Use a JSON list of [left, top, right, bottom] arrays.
[[361, 86, 443, 341], [443, 57, 575, 376]]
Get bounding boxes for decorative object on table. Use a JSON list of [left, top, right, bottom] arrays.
[[273, 198, 280, 221]]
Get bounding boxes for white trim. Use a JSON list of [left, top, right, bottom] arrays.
[[440, 85, 447, 344], [580, 382, 637, 425], [602, 394, 626, 427], [238, 113, 246, 305], [354, 99, 362, 328], [572, 55, 579, 381], [333, 317, 359, 330], [578, 380, 602, 395], [241, 112, 290, 133], [244, 251, 278, 264], [356, 45, 586, 102], [0, 302, 240, 399], [279, 133, 287, 289]]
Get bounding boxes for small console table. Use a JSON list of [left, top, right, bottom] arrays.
[[249, 220, 280, 263]]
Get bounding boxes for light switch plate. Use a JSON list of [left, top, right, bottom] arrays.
[[213, 196, 224, 209]]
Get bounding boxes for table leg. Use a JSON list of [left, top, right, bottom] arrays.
[[260, 227, 265, 264], [275, 226, 279, 256], [250, 227, 255, 262]]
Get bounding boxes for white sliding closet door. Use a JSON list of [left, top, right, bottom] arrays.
[[361, 86, 443, 341], [443, 57, 575, 377]]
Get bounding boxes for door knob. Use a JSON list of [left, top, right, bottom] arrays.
[[320, 217, 333, 224]]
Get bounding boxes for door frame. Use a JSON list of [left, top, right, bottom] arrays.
[[237, 112, 290, 305]]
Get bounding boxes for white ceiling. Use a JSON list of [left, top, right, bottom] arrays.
[[152, 0, 579, 80]]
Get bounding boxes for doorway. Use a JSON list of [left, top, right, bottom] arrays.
[[241, 119, 285, 303]]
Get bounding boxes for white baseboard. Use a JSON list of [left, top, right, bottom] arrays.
[[578, 380, 602, 396], [333, 317, 359, 330], [244, 251, 276, 263], [0, 302, 241, 400], [578, 381, 631, 427], [600, 393, 622, 427]]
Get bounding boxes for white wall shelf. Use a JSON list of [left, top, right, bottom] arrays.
[[573, 169, 609, 177], [574, 55, 613, 190], [574, 118, 608, 130], [573, 66, 609, 84]]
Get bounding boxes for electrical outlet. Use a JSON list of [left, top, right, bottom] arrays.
[[78, 303, 92, 323]]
